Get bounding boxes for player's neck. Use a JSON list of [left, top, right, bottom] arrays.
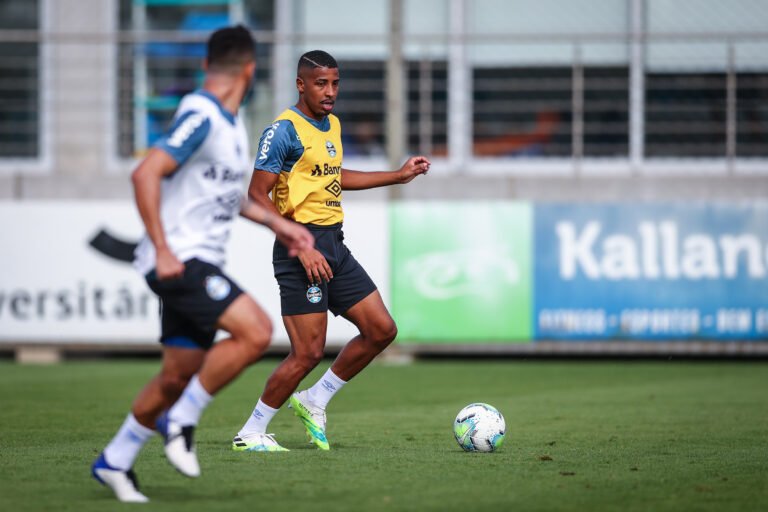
[[294, 101, 327, 122], [202, 76, 245, 115]]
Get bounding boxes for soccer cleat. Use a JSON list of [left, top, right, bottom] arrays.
[[156, 412, 200, 478], [231, 433, 290, 452], [91, 452, 149, 503], [288, 390, 330, 450]]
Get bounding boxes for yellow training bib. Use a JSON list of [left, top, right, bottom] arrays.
[[272, 108, 344, 225]]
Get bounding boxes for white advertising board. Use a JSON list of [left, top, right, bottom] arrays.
[[0, 201, 389, 346]]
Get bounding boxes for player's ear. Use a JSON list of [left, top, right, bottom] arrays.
[[202, 58, 209, 72], [244, 61, 256, 79], [296, 77, 305, 93]]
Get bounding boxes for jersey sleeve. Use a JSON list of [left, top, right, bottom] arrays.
[[154, 110, 211, 166], [253, 120, 302, 174]]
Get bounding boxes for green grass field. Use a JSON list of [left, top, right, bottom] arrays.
[[1, 359, 767, 512]]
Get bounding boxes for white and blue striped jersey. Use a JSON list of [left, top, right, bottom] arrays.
[[134, 90, 250, 275]]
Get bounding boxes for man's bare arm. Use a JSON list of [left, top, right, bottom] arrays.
[[131, 148, 183, 280], [247, 169, 282, 217], [341, 156, 431, 190], [239, 196, 314, 257]]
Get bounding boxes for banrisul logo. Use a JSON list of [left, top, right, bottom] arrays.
[[405, 250, 519, 300], [392, 202, 533, 341], [556, 220, 768, 281]]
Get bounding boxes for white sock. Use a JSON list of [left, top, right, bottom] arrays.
[[168, 375, 213, 426], [103, 413, 156, 471], [238, 399, 279, 437], [306, 368, 346, 409]]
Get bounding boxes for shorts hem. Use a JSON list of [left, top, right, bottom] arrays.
[[161, 335, 210, 350], [329, 287, 377, 317]]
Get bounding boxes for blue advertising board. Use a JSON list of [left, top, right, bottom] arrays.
[[534, 203, 768, 340]]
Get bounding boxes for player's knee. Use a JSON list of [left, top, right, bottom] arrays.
[[371, 320, 398, 349], [238, 317, 273, 362], [295, 347, 324, 371]]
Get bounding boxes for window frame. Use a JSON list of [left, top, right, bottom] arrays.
[[0, 0, 53, 176]]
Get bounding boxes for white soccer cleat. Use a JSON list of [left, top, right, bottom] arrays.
[[158, 413, 200, 478], [91, 453, 149, 503], [232, 433, 290, 452]]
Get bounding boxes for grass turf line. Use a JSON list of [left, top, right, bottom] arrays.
[[0, 360, 766, 512]]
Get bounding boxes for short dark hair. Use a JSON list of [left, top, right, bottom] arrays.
[[297, 50, 338, 75], [207, 25, 256, 73]]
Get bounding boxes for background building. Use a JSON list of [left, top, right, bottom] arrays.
[[1, 0, 767, 356]]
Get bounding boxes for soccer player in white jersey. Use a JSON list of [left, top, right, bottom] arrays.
[[91, 26, 313, 503]]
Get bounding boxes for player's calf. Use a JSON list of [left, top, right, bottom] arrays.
[[159, 372, 191, 401]]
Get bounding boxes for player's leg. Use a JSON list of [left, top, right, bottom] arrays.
[[235, 233, 332, 451], [92, 346, 205, 502], [233, 312, 328, 451], [133, 346, 207, 426], [289, 236, 388, 449], [200, 293, 272, 392], [162, 293, 273, 469], [297, 290, 396, 416], [332, 289, 397, 379]]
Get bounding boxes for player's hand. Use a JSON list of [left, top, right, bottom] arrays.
[[155, 248, 184, 280], [397, 156, 431, 184], [273, 217, 315, 257], [298, 248, 333, 284]]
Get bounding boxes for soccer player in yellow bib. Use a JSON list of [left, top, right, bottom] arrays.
[[232, 50, 430, 451]]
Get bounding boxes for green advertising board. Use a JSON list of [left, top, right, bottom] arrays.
[[391, 202, 533, 342]]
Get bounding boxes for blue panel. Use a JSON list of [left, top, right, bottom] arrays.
[[534, 203, 768, 340]]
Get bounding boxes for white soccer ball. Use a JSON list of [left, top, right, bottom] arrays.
[[453, 403, 506, 452]]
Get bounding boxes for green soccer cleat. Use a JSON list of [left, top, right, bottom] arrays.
[[289, 391, 330, 450], [231, 433, 289, 452]]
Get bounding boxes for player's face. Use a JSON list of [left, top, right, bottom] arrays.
[[297, 66, 340, 120]]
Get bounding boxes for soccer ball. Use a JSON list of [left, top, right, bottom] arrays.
[[453, 403, 505, 452]]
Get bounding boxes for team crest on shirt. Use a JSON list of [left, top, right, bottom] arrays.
[[325, 140, 337, 157], [205, 275, 231, 301], [306, 285, 322, 304]]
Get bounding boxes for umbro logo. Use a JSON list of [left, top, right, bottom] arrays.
[[325, 179, 342, 197]]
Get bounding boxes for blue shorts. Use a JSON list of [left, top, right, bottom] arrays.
[[146, 258, 243, 349], [273, 224, 377, 317]]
